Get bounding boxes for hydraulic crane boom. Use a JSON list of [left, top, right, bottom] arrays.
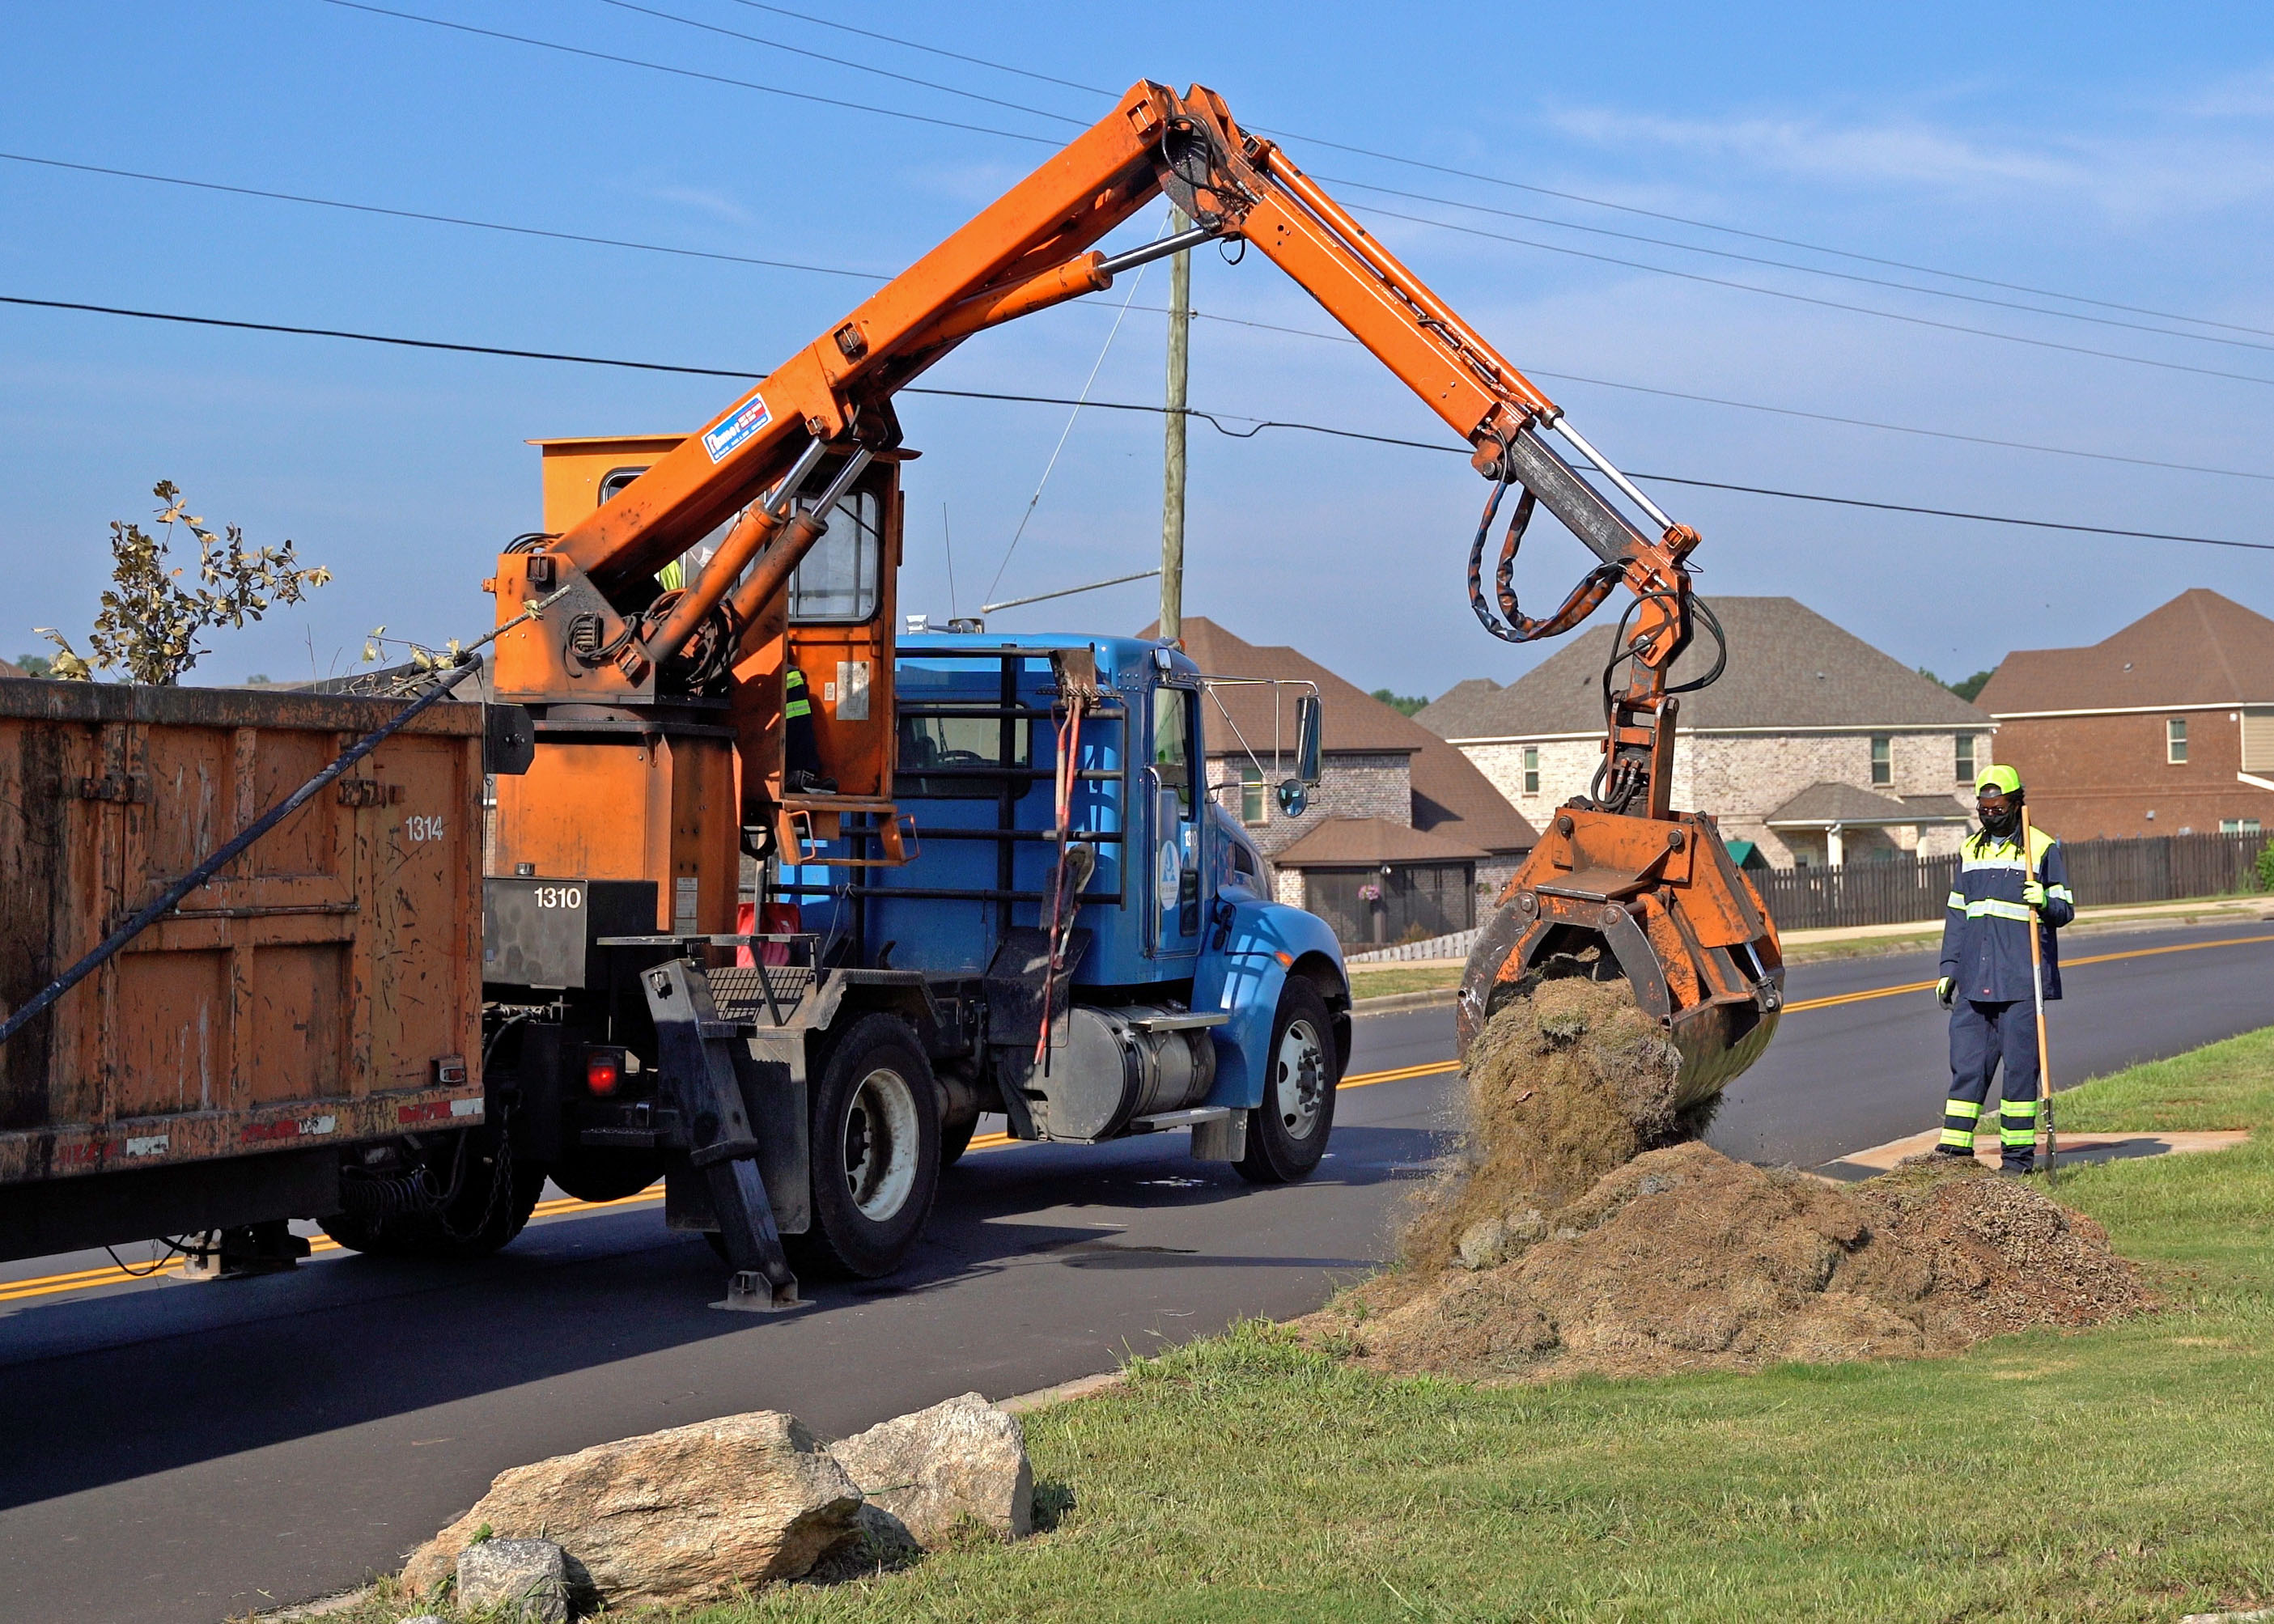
[[486, 79, 1783, 1099]]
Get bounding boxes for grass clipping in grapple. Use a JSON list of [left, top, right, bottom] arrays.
[[1304, 978, 2148, 1384]]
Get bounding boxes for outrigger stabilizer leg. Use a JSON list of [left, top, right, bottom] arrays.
[[643, 959, 804, 1311]]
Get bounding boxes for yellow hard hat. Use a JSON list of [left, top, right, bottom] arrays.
[[1975, 765, 2022, 796]]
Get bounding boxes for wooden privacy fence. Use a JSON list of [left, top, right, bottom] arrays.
[[1751, 830, 2267, 932]]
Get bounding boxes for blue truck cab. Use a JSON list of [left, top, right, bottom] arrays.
[[781, 632, 1350, 1181], [472, 631, 1351, 1303]]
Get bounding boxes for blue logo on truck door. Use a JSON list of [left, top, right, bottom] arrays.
[[702, 392, 772, 463]]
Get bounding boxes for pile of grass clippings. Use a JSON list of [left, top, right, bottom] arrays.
[[1303, 981, 2149, 1383]]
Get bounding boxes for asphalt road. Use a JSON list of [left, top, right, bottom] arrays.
[[0, 917, 2266, 1623]]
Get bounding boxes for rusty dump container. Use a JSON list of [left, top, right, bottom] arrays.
[[0, 678, 486, 1252]]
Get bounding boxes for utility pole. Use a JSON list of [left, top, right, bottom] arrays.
[[1160, 206, 1191, 642]]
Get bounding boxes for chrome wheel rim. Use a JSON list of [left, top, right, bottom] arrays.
[[843, 1066, 921, 1220], [1274, 1017, 1327, 1139]]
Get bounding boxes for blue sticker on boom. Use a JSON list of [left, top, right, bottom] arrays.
[[702, 393, 772, 464]]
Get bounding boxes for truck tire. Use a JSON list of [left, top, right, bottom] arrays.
[[791, 1013, 941, 1278], [1235, 977, 1339, 1185], [320, 1128, 547, 1259], [940, 1114, 978, 1168]]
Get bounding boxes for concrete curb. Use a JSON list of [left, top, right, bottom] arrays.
[[996, 1369, 1126, 1414], [1351, 987, 1458, 1016]]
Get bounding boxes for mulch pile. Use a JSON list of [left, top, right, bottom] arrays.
[[1299, 978, 2149, 1383]]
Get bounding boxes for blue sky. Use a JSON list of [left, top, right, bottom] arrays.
[[5, 2, 2273, 696]]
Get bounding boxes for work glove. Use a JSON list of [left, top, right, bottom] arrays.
[[2022, 879, 2047, 910], [1936, 976, 1955, 1009]]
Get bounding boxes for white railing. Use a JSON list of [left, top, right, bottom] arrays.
[[1345, 926, 1481, 965]]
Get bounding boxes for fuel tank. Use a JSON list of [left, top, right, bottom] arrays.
[[1458, 805, 1783, 1112]]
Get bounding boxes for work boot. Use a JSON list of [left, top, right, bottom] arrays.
[[1933, 1144, 1972, 1159], [2000, 1159, 2035, 1177]]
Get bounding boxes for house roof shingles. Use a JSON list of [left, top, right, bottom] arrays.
[[1271, 816, 1488, 867], [1766, 782, 1971, 827], [1414, 596, 1990, 739], [1975, 588, 2274, 715], [1146, 617, 1536, 855]]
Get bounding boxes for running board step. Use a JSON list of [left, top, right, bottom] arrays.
[[1129, 1105, 1248, 1163]]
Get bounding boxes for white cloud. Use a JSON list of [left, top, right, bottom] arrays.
[[649, 185, 752, 226], [1544, 77, 2274, 223]]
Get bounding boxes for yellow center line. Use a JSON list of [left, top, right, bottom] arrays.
[[1781, 931, 2274, 1015], [12, 928, 2266, 1307]]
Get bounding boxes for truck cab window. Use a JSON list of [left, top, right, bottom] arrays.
[[1152, 686, 1194, 814], [789, 490, 883, 624], [895, 712, 1029, 799]]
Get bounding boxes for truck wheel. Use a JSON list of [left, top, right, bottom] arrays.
[[320, 1129, 547, 1259], [940, 1114, 978, 1168], [792, 1013, 941, 1278], [1236, 977, 1339, 1185]]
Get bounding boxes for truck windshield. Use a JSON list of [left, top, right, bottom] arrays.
[[1152, 686, 1193, 813]]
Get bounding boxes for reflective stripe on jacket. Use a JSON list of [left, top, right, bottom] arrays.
[[1938, 825, 2074, 1003]]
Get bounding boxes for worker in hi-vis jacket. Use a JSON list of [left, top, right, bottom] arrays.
[[1934, 765, 2076, 1172]]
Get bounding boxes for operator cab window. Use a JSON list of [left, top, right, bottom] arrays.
[[789, 489, 883, 624], [598, 465, 719, 588], [592, 465, 880, 621]]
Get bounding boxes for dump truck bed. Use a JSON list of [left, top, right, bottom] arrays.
[[0, 678, 485, 1249]]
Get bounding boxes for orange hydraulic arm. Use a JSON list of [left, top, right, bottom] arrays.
[[490, 79, 1700, 809], [486, 77, 1777, 1091]]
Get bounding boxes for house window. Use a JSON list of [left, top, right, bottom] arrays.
[[1954, 735, 1976, 784], [1239, 759, 1266, 825], [1521, 745, 1540, 796], [2222, 819, 2262, 836], [1870, 736, 1892, 787], [2168, 717, 2188, 764]]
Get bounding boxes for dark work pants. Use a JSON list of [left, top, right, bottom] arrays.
[[1943, 998, 2041, 1170]]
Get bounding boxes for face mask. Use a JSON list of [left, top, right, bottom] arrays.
[[1978, 802, 2021, 840]]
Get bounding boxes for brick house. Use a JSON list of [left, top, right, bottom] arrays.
[[1152, 618, 1535, 945], [1975, 588, 2274, 838], [1417, 596, 1991, 869]]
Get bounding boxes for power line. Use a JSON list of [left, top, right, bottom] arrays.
[[722, 0, 1113, 100], [694, 0, 2259, 343], [1353, 198, 2274, 391], [315, 2, 2274, 388], [1315, 173, 2274, 354], [0, 151, 890, 283], [595, 0, 1087, 129], [6, 290, 2268, 555], [315, 0, 1059, 146], [574, 0, 2274, 356], [11, 148, 2272, 485], [0, 292, 760, 375], [1625, 473, 2274, 554]]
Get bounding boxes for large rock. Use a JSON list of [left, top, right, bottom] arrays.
[[829, 1392, 1033, 1546], [456, 1539, 567, 1622], [401, 1411, 860, 1610]]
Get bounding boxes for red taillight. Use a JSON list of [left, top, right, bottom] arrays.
[[586, 1052, 622, 1096]]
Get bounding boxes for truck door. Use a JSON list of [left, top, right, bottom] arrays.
[[1147, 683, 1203, 960]]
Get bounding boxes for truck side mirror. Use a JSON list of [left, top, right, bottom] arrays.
[[1275, 779, 1309, 816], [1295, 693, 1323, 786]]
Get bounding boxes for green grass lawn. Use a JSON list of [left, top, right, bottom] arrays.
[[2056, 1024, 2274, 1135], [705, 1032, 2274, 1624], [336, 1032, 2274, 1624], [1347, 964, 1462, 1002]]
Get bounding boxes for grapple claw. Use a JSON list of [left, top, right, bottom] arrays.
[[1458, 806, 1783, 1112]]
